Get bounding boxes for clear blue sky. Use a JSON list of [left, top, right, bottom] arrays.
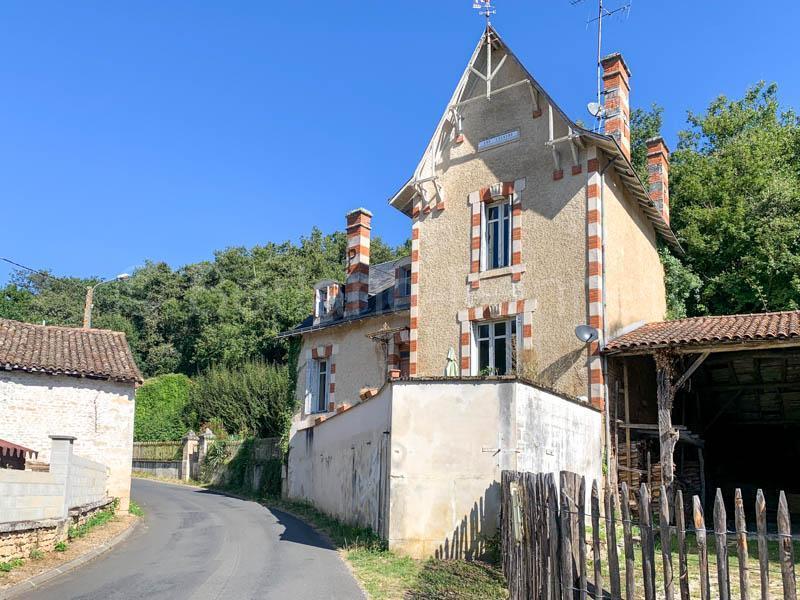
[[2, 1, 798, 283]]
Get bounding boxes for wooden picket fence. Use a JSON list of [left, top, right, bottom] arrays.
[[501, 471, 798, 600]]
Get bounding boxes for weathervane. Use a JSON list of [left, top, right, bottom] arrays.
[[472, 0, 496, 26]]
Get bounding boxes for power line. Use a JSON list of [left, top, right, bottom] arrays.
[[0, 257, 57, 280]]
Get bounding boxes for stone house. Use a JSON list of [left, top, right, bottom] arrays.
[[280, 25, 676, 557], [0, 318, 142, 511]]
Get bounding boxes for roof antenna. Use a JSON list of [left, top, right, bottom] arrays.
[[472, 0, 496, 27], [572, 0, 631, 129]]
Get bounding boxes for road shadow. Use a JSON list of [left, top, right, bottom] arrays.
[[192, 488, 332, 551]]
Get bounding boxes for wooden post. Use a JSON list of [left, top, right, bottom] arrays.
[[548, 476, 561, 600], [591, 481, 603, 600], [735, 488, 750, 600], [620, 483, 635, 600], [655, 351, 679, 495], [714, 489, 731, 600], [756, 489, 770, 600], [777, 491, 796, 600], [560, 473, 573, 600], [578, 477, 587, 600], [694, 495, 711, 600], [605, 482, 622, 599], [660, 485, 675, 600], [640, 484, 656, 600], [624, 361, 632, 490], [675, 490, 690, 600]]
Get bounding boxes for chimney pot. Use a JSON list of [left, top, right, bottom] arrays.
[[601, 52, 632, 160], [344, 208, 372, 316], [646, 136, 670, 224]]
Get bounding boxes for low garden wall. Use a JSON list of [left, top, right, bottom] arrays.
[[0, 435, 112, 561]]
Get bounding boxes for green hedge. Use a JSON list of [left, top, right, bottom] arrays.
[[134, 374, 192, 441], [187, 360, 293, 439]]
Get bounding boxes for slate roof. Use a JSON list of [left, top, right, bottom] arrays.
[[604, 311, 800, 354], [278, 258, 410, 338], [0, 318, 143, 383]]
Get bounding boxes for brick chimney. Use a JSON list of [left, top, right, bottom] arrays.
[[344, 208, 372, 316], [646, 137, 670, 224], [601, 53, 631, 160]]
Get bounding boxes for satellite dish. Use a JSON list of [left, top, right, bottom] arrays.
[[575, 324, 599, 344], [587, 102, 605, 118]]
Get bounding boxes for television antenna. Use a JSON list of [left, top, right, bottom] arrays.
[[572, 0, 631, 127], [473, 0, 496, 26]]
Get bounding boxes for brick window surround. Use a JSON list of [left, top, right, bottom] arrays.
[[457, 299, 537, 376], [467, 178, 527, 289], [306, 344, 337, 414]]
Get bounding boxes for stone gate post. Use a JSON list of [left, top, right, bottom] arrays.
[[180, 430, 198, 481]]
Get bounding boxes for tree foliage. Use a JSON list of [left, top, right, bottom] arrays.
[[0, 228, 408, 377], [187, 360, 294, 439], [630, 83, 800, 318], [134, 373, 192, 441], [670, 83, 800, 315]]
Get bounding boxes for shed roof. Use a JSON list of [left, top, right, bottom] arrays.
[[604, 310, 800, 355], [0, 318, 143, 384]]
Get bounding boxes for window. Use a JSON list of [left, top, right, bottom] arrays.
[[484, 199, 511, 270], [475, 319, 517, 375], [315, 359, 329, 412], [399, 265, 411, 297], [317, 288, 328, 317]]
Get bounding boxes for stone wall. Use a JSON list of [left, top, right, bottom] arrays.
[[0, 371, 135, 511], [0, 499, 114, 562]]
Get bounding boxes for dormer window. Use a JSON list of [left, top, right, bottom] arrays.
[[313, 281, 342, 322], [399, 265, 411, 297], [317, 288, 328, 317]]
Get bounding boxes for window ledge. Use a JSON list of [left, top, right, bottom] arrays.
[[467, 264, 526, 283]]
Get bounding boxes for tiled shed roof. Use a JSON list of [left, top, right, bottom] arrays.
[[604, 311, 800, 354], [0, 318, 143, 383]]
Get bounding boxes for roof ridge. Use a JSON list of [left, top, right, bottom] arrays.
[[657, 309, 800, 325], [0, 318, 126, 336]]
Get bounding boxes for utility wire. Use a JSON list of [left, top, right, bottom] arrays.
[[0, 256, 57, 280]]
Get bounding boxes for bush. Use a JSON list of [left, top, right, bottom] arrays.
[[187, 360, 293, 439], [134, 374, 192, 441]]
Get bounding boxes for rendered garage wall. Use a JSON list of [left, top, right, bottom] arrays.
[[286, 387, 391, 536], [388, 379, 602, 558]]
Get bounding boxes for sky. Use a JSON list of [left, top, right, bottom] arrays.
[[1, 0, 799, 284]]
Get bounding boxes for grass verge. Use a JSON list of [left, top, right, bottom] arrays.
[[262, 495, 507, 600]]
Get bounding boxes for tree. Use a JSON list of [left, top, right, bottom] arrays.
[[670, 83, 800, 314], [0, 227, 409, 378], [630, 104, 702, 319], [187, 360, 294, 439]]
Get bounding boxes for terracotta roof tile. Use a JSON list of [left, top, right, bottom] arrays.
[[605, 310, 800, 354], [0, 318, 143, 383]]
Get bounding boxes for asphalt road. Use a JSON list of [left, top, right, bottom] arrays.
[[20, 479, 365, 600]]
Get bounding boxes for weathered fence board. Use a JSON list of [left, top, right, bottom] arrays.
[[501, 471, 799, 600]]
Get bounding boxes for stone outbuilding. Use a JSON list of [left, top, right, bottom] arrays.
[[0, 318, 142, 511]]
